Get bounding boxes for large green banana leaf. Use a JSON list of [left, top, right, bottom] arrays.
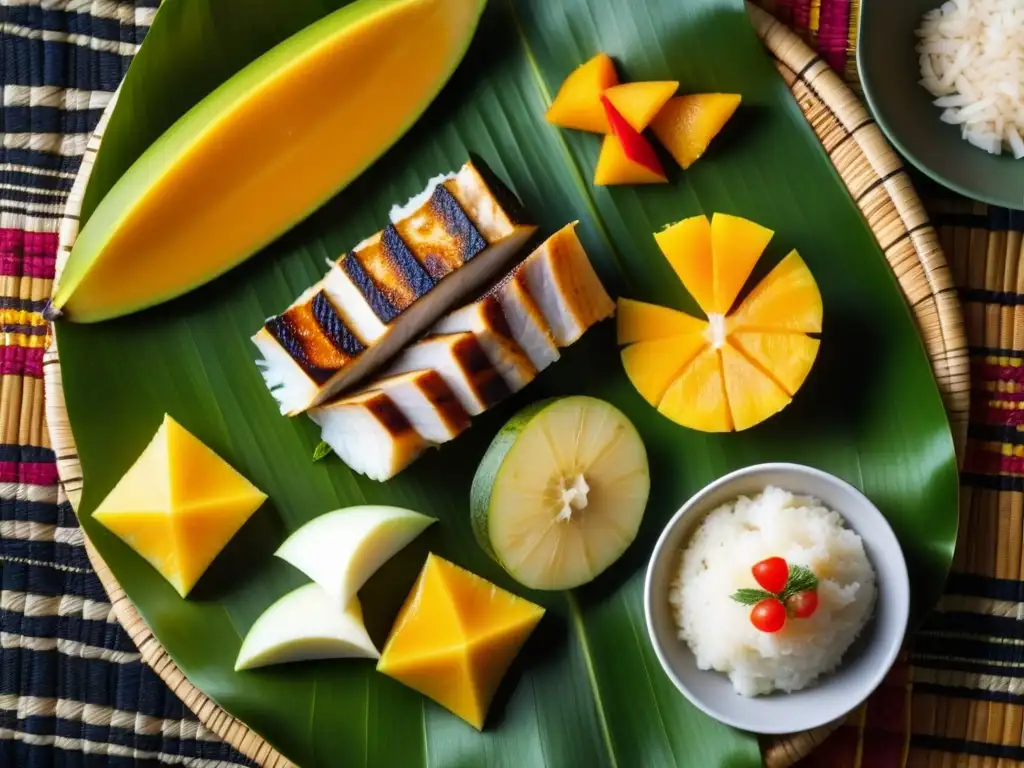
[[56, 0, 959, 765]]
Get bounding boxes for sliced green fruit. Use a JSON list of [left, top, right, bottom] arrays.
[[275, 505, 436, 608], [51, 0, 486, 322], [235, 584, 378, 671], [471, 396, 650, 590]]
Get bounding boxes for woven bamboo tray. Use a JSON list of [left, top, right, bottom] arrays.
[[42, 7, 971, 767]]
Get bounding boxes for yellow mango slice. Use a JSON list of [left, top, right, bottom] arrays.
[[593, 134, 668, 186], [616, 298, 707, 344], [377, 554, 544, 730], [720, 343, 791, 431], [730, 332, 820, 397], [621, 334, 708, 405], [727, 250, 823, 333], [650, 93, 741, 169], [654, 215, 714, 314], [93, 415, 267, 597], [710, 213, 774, 314], [545, 53, 619, 133], [658, 346, 732, 432], [603, 81, 679, 133]]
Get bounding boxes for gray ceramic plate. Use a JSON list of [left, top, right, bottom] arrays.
[[858, 0, 1024, 210]]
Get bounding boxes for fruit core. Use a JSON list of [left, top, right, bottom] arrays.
[[555, 473, 591, 522], [706, 313, 727, 349]]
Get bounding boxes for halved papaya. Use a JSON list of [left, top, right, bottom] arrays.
[[52, 0, 486, 322]]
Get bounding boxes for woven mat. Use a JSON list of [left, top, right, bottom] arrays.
[[2, 1, 1022, 766]]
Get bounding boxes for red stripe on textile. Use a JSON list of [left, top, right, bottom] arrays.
[[974, 361, 1024, 384], [965, 449, 1024, 475], [817, 0, 851, 72], [0, 345, 44, 378], [0, 460, 58, 485], [0, 229, 59, 279]]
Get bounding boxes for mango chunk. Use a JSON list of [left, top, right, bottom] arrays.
[[650, 93, 741, 170], [92, 415, 267, 597], [377, 554, 544, 729], [603, 81, 679, 133], [727, 250, 823, 333], [545, 53, 619, 133]]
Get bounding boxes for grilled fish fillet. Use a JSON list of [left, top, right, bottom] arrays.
[[383, 332, 510, 416], [312, 223, 615, 481], [431, 294, 537, 392], [308, 390, 427, 482], [253, 160, 537, 416]]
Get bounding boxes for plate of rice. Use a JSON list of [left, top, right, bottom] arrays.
[[644, 464, 910, 735], [857, 0, 1024, 209]]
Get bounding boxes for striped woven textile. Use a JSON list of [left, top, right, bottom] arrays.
[[1, 2, 253, 765], [1, 1, 1022, 767]]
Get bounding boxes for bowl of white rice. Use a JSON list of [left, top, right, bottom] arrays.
[[857, 0, 1024, 209], [644, 463, 909, 734]]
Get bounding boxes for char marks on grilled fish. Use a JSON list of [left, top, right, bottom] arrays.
[[431, 295, 538, 392], [385, 333, 511, 417], [253, 159, 537, 416], [395, 183, 487, 281]]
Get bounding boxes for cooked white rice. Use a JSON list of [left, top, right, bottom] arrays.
[[916, 0, 1024, 159], [669, 486, 876, 697]]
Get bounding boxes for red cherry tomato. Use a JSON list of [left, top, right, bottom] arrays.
[[750, 598, 786, 633], [752, 557, 789, 594], [786, 590, 819, 619]]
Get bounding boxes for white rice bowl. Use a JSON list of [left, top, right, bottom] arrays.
[[916, 0, 1024, 159], [669, 486, 877, 697]]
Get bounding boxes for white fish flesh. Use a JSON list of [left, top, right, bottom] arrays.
[[253, 160, 537, 416]]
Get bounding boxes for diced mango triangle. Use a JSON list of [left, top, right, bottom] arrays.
[[91, 414, 267, 597], [545, 53, 618, 134], [377, 554, 544, 729]]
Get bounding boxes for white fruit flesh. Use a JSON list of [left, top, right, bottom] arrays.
[[307, 390, 426, 481], [431, 295, 537, 391], [487, 398, 649, 590], [384, 332, 508, 416], [234, 584, 378, 671], [520, 222, 615, 347], [276, 506, 436, 608]]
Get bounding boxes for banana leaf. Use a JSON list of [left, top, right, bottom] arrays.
[[56, 0, 960, 765]]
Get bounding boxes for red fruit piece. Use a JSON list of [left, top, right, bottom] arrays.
[[786, 590, 819, 619], [750, 598, 786, 633], [600, 95, 666, 178], [751, 556, 788, 594]]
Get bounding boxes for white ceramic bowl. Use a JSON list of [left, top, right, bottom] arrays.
[[644, 463, 910, 735]]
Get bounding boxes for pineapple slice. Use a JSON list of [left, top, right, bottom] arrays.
[[654, 215, 714, 315], [620, 334, 708, 404], [710, 213, 774, 314], [730, 332, 820, 396], [617, 213, 822, 432], [471, 396, 650, 590], [727, 250, 823, 333], [617, 298, 708, 344], [657, 346, 732, 433], [719, 343, 791, 431]]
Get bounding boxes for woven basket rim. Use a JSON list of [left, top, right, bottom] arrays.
[[41, 6, 970, 767]]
